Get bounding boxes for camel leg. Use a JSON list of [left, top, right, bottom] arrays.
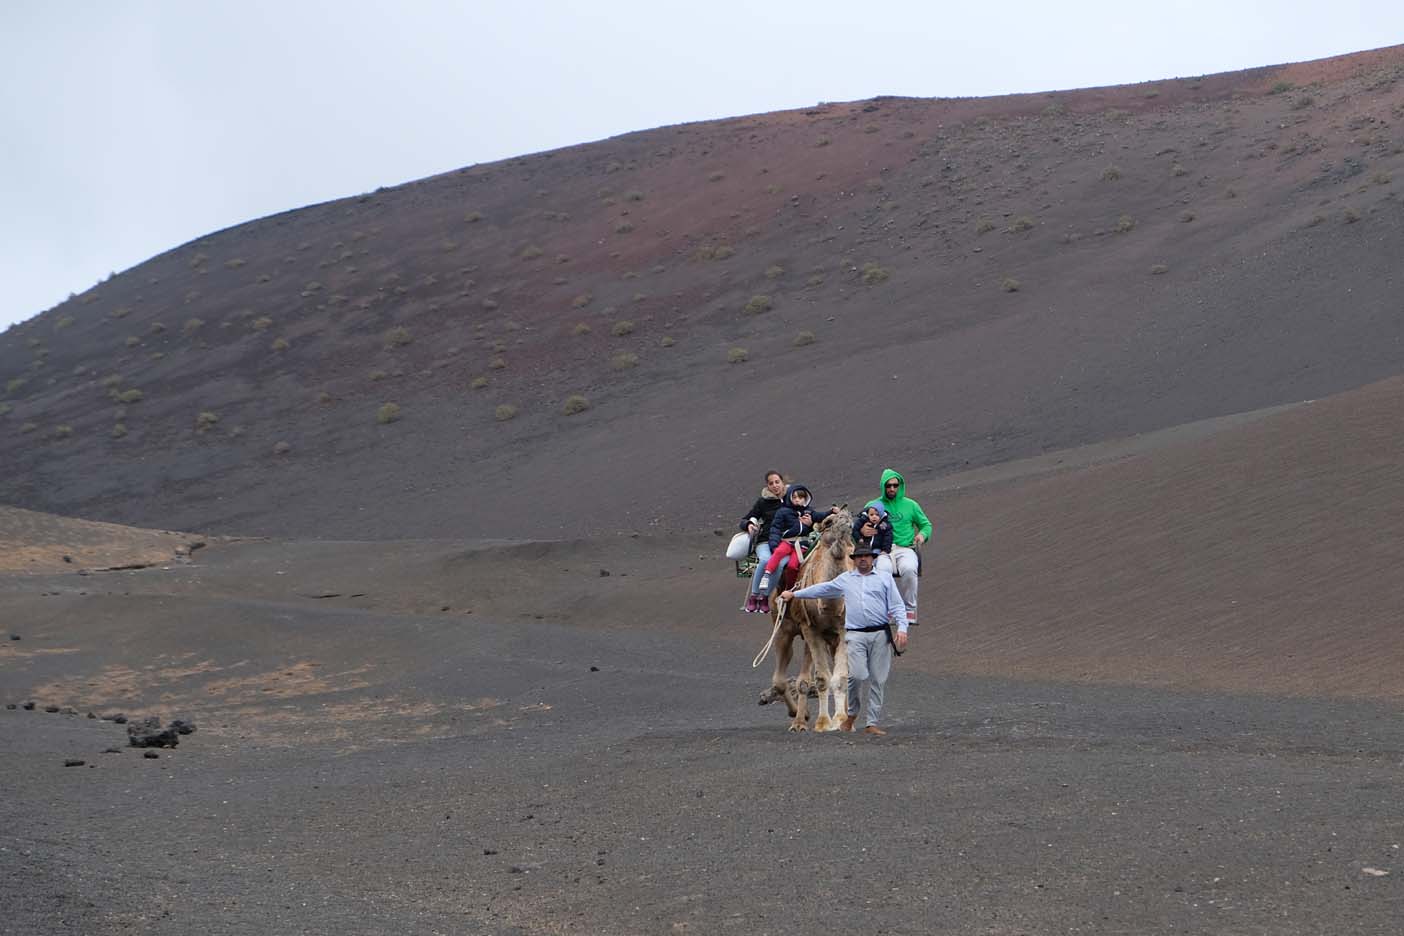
[[829, 630, 851, 727], [804, 623, 837, 732], [760, 621, 796, 709], [787, 676, 809, 731]]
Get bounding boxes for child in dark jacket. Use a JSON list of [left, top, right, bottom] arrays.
[[757, 484, 831, 599], [852, 500, 894, 555]]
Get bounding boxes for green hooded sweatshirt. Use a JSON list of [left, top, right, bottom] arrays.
[[878, 468, 932, 548]]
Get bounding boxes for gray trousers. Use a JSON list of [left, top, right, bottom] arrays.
[[845, 629, 894, 727]]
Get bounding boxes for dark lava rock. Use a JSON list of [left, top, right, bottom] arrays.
[[102, 748, 122, 754], [143, 750, 160, 759], [589, 665, 600, 672], [112, 714, 128, 724], [61, 707, 77, 715], [62, 555, 73, 563], [21, 701, 35, 710], [43, 705, 60, 713], [8, 634, 19, 640], [170, 719, 197, 735], [87, 712, 97, 719], [127, 718, 180, 748], [599, 569, 611, 577], [5, 703, 15, 710], [483, 848, 499, 856], [64, 759, 86, 767]]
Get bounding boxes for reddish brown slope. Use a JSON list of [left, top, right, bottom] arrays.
[[2, 47, 1404, 539], [925, 375, 1404, 698]]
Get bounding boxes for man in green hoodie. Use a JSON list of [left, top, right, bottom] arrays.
[[875, 468, 932, 626]]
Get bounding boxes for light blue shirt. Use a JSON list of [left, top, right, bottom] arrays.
[[792, 569, 909, 634]]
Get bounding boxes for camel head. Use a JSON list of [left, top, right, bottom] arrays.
[[815, 504, 854, 561]]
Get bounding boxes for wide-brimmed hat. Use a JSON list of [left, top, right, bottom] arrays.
[[850, 541, 882, 558]]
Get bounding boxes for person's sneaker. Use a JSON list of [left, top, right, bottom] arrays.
[[757, 595, 771, 614], [743, 594, 759, 613], [863, 725, 887, 736]]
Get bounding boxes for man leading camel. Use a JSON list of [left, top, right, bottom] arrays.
[[875, 468, 932, 627], [780, 543, 909, 735]]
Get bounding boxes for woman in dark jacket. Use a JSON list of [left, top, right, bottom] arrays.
[[739, 470, 787, 613]]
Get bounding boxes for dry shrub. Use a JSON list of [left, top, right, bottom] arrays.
[[1000, 277, 1021, 292], [611, 352, 639, 370], [562, 395, 590, 415], [744, 295, 773, 315], [384, 327, 412, 348], [494, 404, 518, 422], [764, 265, 784, 279], [1101, 166, 1121, 181], [727, 347, 748, 364], [195, 411, 220, 433], [694, 243, 735, 261], [572, 323, 592, 335], [470, 376, 488, 389], [520, 245, 543, 260], [273, 441, 292, 455], [377, 403, 401, 424], [976, 219, 996, 234], [111, 423, 127, 439], [1008, 216, 1035, 232], [1115, 215, 1136, 233], [253, 317, 273, 330], [1150, 264, 1169, 275], [611, 320, 635, 337], [861, 262, 890, 285], [271, 338, 290, 352], [660, 336, 675, 348], [793, 330, 816, 347], [572, 294, 593, 308]]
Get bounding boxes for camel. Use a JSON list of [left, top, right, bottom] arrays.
[[756, 506, 855, 732]]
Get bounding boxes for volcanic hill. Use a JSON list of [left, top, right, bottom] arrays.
[[3, 45, 1404, 540]]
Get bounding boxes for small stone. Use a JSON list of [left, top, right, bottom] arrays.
[[102, 747, 122, 754], [170, 719, 197, 735], [599, 569, 611, 577], [8, 634, 19, 640], [21, 701, 35, 710], [143, 751, 159, 759], [112, 714, 128, 724], [64, 759, 86, 767], [589, 666, 600, 672], [128, 718, 180, 748], [62, 555, 73, 563], [483, 848, 498, 856], [5, 703, 15, 710], [44, 705, 60, 713], [87, 712, 96, 719]]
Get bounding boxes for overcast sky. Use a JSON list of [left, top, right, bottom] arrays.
[[4, 1, 1402, 331]]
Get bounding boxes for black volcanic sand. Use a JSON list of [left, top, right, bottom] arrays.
[[5, 528, 1404, 935]]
